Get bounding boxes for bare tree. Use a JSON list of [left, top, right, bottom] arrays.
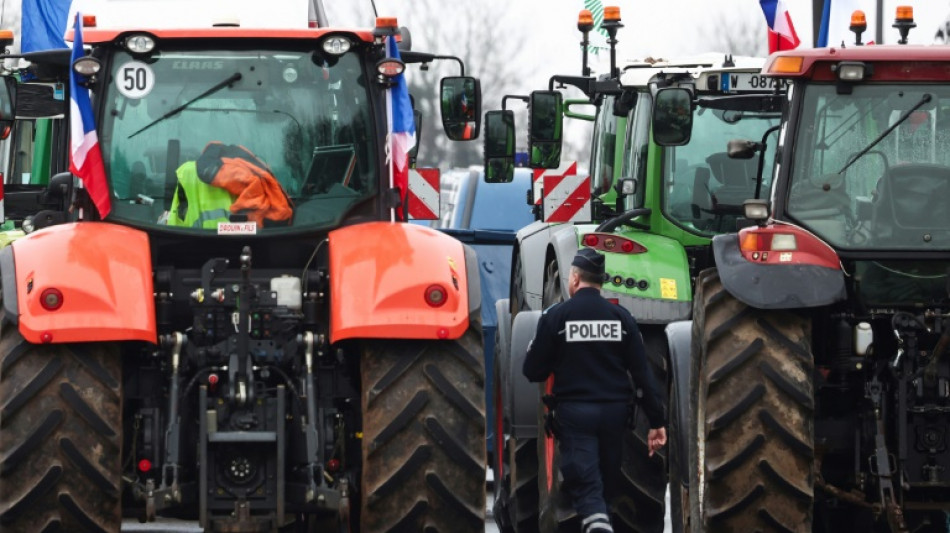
[[397, 0, 531, 169], [2, 0, 22, 52], [699, 11, 768, 57]]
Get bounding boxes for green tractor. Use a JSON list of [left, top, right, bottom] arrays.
[[485, 9, 786, 532]]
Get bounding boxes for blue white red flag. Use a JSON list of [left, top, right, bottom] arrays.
[[22, 0, 71, 52], [760, 0, 801, 53], [817, 0, 873, 47], [385, 34, 416, 219], [69, 14, 111, 218]]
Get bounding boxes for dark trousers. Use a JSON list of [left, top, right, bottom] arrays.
[[555, 401, 628, 518]]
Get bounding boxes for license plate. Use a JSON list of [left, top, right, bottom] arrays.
[[723, 73, 788, 92]]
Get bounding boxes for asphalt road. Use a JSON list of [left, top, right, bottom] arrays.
[[120, 490, 669, 532]]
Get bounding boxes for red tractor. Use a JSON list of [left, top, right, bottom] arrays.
[[0, 8, 486, 533], [663, 7, 950, 533]]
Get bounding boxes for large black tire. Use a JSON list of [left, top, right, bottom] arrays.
[[360, 324, 486, 533], [668, 364, 686, 533], [502, 250, 540, 533], [612, 328, 667, 533], [510, 250, 529, 317], [0, 324, 122, 532], [537, 258, 575, 532], [689, 269, 814, 532], [505, 436, 541, 533]]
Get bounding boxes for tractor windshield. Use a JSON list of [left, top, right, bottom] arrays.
[[662, 96, 780, 235], [98, 45, 377, 233], [787, 84, 950, 251]]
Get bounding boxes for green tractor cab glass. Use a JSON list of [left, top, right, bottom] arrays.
[[652, 87, 693, 146], [528, 90, 563, 169], [484, 110, 515, 183], [440, 76, 481, 141]]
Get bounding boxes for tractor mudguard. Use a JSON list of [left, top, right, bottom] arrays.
[[508, 309, 541, 440], [665, 320, 692, 491], [514, 221, 570, 311], [6, 222, 156, 344], [550, 228, 580, 301], [713, 233, 846, 309], [328, 222, 473, 342]]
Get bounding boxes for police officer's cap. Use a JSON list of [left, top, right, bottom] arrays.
[[572, 248, 605, 276]]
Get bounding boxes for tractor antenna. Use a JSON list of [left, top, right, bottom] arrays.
[[370, 0, 379, 18]]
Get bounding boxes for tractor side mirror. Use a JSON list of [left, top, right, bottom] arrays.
[[484, 110, 515, 183], [408, 109, 422, 164], [528, 90, 563, 169], [441, 76, 481, 141], [0, 77, 15, 140], [652, 87, 693, 146]]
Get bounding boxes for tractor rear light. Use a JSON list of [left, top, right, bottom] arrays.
[[376, 58, 405, 78], [82, 15, 97, 27], [606, 298, 620, 304], [771, 234, 798, 251], [138, 459, 152, 472], [768, 56, 804, 74], [583, 233, 646, 254], [611, 275, 623, 286], [124, 34, 155, 54], [327, 458, 341, 473], [40, 288, 63, 311], [424, 284, 447, 307], [41, 332, 53, 344], [740, 230, 797, 252], [322, 36, 351, 56], [624, 278, 636, 288]]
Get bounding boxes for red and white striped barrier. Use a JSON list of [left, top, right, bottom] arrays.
[[532, 161, 577, 205], [543, 173, 591, 223], [408, 168, 440, 220]]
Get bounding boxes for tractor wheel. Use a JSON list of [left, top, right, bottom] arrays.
[[0, 323, 122, 533], [611, 328, 667, 533], [504, 436, 540, 533], [492, 299, 517, 533], [360, 323, 486, 533], [689, 269, 814, 532], [537, 258, 575, 532], [511, 251, 529, 317], [668, 366, 686, 533]]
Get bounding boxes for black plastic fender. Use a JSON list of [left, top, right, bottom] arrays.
[[665, 320, 692, 492], [463, 243, 482, 319], [495, 299, 512, 426], [0, 246, 16, 325], [712, 234, 846, 309], [508, 310, 542, 440]]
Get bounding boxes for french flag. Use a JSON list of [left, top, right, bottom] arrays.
[[69, 13, 111, 218], [385, 34, 415, 220], [760, 0, 801, 53]]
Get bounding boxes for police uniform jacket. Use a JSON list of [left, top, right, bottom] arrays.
[[523, 287, 666, 428]]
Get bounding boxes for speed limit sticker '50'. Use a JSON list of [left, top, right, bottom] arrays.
[[116, 61, 155, 99]]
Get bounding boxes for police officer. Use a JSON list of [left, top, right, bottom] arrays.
[[523, 247, 667, 533]]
